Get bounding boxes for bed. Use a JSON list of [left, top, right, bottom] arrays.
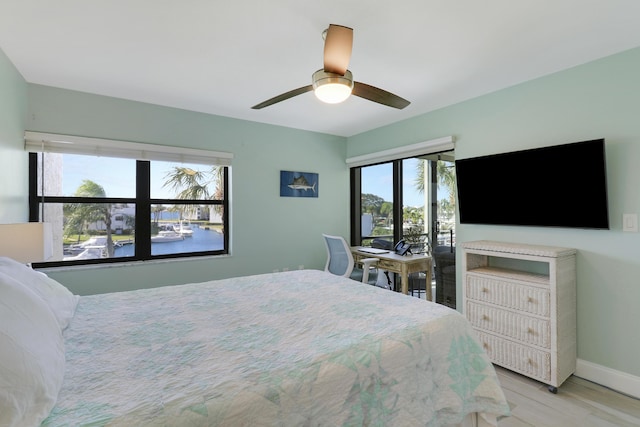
[[0, 257, 510, 426]]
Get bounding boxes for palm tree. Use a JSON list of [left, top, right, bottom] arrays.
[[162, 166, 222, 222], [163, 167, 213, 199], [413, 157, 456, 248], [414, 159, 456, 205], [64, 179, 115, 256], [211, 167, 225, 221]]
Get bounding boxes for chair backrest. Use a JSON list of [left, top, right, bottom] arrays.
[[322, 234, 355, 277]]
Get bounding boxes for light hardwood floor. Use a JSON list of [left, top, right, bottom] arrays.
[[494, 366, 640, 427]]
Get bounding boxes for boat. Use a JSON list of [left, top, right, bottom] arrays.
[[63, 246, 108, 261], [151, 230, 185, 243], [66, 236, 108, 255], [173, 221, 194, 237]]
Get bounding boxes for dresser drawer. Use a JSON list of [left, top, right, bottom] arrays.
[[466, 275, 550, 317], [475, 331, 551, 383], [466, 301, 550, 348]]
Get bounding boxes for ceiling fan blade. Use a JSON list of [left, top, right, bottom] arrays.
[[323, 24, 353, 75], [352, 82, 410, 109], [251, 85, 314, 109]]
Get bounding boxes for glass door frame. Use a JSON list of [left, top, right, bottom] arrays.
[[350, 162, 403, 246], [350, 151, 455, 250]]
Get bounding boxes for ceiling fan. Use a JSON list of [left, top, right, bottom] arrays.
[[251, 24, 410, 110]]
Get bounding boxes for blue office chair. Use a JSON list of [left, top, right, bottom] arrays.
[[322, 234, 379, 285]]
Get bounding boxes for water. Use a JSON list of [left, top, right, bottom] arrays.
[[114, 224, 224, 257]]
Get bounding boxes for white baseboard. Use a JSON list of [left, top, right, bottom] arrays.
[[575, 359, 640, 399]]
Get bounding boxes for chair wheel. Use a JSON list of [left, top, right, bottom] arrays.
[[548, 385, 558, 394]]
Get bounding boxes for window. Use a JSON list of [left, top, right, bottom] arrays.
[[348, 137, 456, 253], [359, 162, 395, 244], [351, 154, 455, 252], [26, 133, 232, 267]]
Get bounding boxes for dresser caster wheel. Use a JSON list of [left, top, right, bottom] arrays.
[[548, 385, 558, 394]]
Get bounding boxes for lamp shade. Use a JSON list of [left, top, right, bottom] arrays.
[[0, 223, 53, 263], [312, 69, 354, 104]]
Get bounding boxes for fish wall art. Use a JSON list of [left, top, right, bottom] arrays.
[[280, 171, 319, 198]]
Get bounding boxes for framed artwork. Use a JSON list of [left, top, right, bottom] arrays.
[[280, 170, 318, 198]]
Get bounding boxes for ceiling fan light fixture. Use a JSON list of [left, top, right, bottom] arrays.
[[251, 25, 409, 110], [312, 69, 353, 104]]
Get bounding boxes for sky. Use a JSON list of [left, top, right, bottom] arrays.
[[61, 155, 206, 199], [361, 158, 449, 208]]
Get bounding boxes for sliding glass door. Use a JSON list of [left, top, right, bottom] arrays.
[[350, 148, 456, 303], [414, 151, 456, 251], [351, 149, 456, 253]]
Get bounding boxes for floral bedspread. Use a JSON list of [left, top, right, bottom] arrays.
[[43, 269, 509, 426]]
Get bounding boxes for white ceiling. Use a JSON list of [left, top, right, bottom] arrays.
[[1, 1, 640, 137]]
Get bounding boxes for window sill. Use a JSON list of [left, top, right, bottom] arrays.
[[37, 253, 232, 274]]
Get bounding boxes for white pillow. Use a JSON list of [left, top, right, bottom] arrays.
[[0, 271, 65, 427], [0, 256, 79, 330]]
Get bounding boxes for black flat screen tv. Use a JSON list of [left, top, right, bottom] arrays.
[[455, 138, 609, 229]]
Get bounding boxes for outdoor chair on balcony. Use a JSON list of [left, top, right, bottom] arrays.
[[322, 234, 379, 285]]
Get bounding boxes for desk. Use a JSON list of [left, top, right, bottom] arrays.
[[351, 247, 433, 301]]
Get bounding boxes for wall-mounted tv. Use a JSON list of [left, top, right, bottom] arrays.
[[455, 138, 609, 229]]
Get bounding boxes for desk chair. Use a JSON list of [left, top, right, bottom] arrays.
[[322, 234, 379, 285]]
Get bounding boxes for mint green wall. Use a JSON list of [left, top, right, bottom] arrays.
[[348, 47, 640, 378], [0, 48, 28, 222], [24, 85, 349, 294]]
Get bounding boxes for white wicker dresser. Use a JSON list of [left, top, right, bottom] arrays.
[[461, 240, 576, 393]]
